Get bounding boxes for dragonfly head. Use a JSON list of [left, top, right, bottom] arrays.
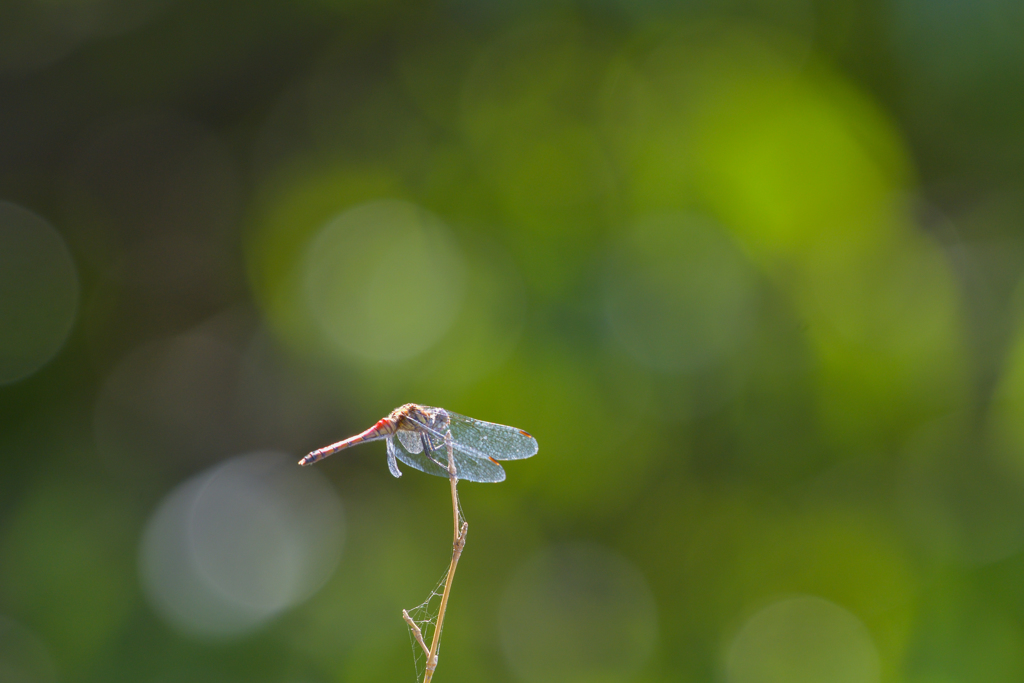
[[425, 407, 450, 431]]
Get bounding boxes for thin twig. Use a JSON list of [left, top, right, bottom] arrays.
[[403, 609, 431, 657], [421, 430, 467, 683]]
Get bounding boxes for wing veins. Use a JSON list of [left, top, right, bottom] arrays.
[[404, 413, 492, 462]]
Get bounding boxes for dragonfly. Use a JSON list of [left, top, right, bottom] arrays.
[[299, 404, 538, 483]]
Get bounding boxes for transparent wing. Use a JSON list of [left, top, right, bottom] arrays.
[[448, 447, 506, 483], [392, 427, 506, 483], [389, 433, 450, 479], [402, 410, 524, 483], [396, 429, 423, 454], [385, 438, 404, 478], [444, 411, 538, 461]]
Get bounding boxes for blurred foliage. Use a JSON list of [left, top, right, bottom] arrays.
[[1, 1, 1024, 682]]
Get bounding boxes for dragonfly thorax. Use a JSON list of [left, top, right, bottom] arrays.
[[391, 404, 450, 432]]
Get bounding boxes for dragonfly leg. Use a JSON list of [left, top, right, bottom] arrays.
[[420, 433, 448, 470]]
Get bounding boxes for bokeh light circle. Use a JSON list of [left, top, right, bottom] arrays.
[[726, 595, 880, 683], [303, 199, 465, 363], [499, 542, 657, 683], [0, 201, 79, 384], [140, 452, 344, 639], [604, 213, 759, 373]]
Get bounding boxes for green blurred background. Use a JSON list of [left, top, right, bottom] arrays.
[[2, 1, 1024, 682]]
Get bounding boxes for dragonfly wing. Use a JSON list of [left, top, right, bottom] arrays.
[[390, 431, 450, 479], [402, 410, 511, 483], [450, 447, 506, 483], [396, 428, 424, 454], [385, 438, 403, 478], [446, 412, 539, 461]]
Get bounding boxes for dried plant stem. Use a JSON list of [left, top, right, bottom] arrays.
[[404, 609, 429, 656], [420, 431, 468, 683]]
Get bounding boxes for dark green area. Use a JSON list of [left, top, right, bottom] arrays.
[[2, 1, 1024, 681]]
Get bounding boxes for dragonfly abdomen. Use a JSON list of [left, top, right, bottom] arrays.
[[298, 420, 394, 465]]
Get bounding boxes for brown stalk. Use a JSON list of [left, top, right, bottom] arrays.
[[416, 430, 467, 683]]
